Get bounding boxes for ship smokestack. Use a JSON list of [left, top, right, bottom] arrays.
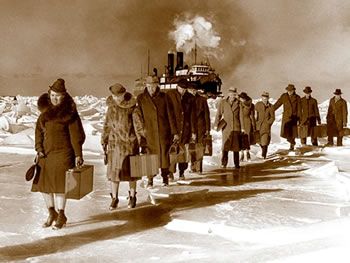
[[167, 52, 174, 76], [176, 51, 184, 70]]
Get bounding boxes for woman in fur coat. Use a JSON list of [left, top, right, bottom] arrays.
[[32, 78, 85, 229], [101, 83, 146, 210]]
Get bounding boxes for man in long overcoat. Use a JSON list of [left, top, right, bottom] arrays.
[[213, 87, 241, 168], [166, 79, 196, 179], [300, 86, 321, 146], [187, 85, 210, 173], [255, 91, 275, 159], [326, 89, 348, 146], [137, 76, 173, 186], [273, 84, 301, 150]]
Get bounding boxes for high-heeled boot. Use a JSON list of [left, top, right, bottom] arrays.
[[53, 209, 67, 230], [43, 207, 58, 228], [109, 193, 119, 210], [128, 191, 137, 209]]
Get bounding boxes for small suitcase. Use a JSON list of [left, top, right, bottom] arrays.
[[340, 127, 350, 136], [129, 154, 159, 178], [168, 143, 188, 173], [314, 124, 327, 138], [187, 143, 205, 162], [65, 165, 94, 200], [297, 125, 309, 138]]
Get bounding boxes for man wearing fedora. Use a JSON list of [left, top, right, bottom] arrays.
[[273, 84, 301, 150], [326, 89, 348, 146], [300, 86, 321, 146], [137, 76, 173, 187], [214, 87, 241, 168], [255, 91, 275, 159]]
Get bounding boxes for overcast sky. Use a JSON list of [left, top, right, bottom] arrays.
[[1, 0, 350, 100]]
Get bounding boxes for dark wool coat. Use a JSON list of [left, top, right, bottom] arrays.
[[193, 94, 210, 143], [255, 101, 275, 145], [273, 92, 301, 138], [32, 93, 85, 193], [300, 96, 320, 127], [166, 89, 196, 144], [137, 87, 172, 168], [101, 94, 145, 182], [240, 99, 256, 145], [214, 97, 241, 151], [326, 97, 348, 136]]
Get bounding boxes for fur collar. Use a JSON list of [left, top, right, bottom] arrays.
[[38, 93, 78, 123], [106, 92, 136, 109]]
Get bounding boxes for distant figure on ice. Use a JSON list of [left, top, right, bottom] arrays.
[[326, 89, 348, 146], [214, 87, 241, 169], [32, 78, 85, 229], [166, 79, 196, 180], [255, 91, 275, 159], [300, 86, 321, 146], [273, 84, 301, 151], [137, 76, 173, 187], [187, 84, 210, 173], [101, 83, 147, 209], [239, 92, 256, 162]]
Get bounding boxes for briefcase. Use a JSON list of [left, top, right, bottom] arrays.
[[169, 143, 188, 173], [187, 143, 205, 162], [65, 165, 94, 200], [340, 128, 350, 136], [297, 125, 309, 138], [216, 119, 227, 131], [129, 154, 159, 178], [203, 135, 212, 156], [314, 124, 327, 138]]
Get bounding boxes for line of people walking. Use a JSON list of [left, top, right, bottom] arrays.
[[31, 78, 348, 229]]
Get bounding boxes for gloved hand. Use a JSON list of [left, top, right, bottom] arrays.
[[76, 156, 84, 167], [37, 151, 45, 158], [241, 129, 246, 134], [173, 134, 180, 143], [140, 146, 148, 154]]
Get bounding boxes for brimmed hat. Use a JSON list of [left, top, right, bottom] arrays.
[[109, 83, 126, 95], [49, 78, 66, 93], [177, 79, 188, 89], [334, 89, 342, 95], [187, 82, 198, 90], [261, 91, 269, 97], [303, 86, 312, 94], [145, 76, 159, 85], [286, 84, 296, 91], [238, 92, 249, 100], [228, 87, 237, 93]]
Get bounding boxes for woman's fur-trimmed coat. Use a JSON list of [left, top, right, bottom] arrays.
[[101, 93, 146, 181], [32, 93, 85, 193]]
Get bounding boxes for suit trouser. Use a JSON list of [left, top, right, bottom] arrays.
[[222, 151, 239, 168]]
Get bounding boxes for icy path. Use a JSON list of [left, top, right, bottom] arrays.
[[0, 147, 350, 262]]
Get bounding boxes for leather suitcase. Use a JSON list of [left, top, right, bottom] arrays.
[[169, 143, 188, 173], [129, 154, 159, 178], [65, 165, 94, 200], [187, 143, 205, 162], [297, 125, 309, 138], [340, 128, 350, 136], [314, 124, 327, 138]]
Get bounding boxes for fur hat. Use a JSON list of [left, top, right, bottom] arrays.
[[334, 89, 342, 95], [109, 83, 126, 95], [49, 78, 66, 93], [286, 84, 296, 91], [303, 86, 312, 94]]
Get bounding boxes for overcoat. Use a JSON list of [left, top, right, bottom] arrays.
[[214, 97, 241, 151], [273, 92, 301, 138], [192, 93, 210, 143], [166, 89, 196, 144], [137, 87, 172, 168], [32, 93, 85, 193], [326, 97, 348, 136], [101, 93, 146, 181], [255, 101, 275, 145], [240, 98, 256, 145], [300, 96, 320, 127]]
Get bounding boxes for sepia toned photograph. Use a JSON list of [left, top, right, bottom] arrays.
[[1, 0, 350, 262]]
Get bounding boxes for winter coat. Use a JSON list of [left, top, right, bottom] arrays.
[[101, 93, 146, 181], [326, 97, 348, 136], [214, 97, 241, 151], [273, 92, 301, 138], [137, 87, 172, 169], [166, 90, 196, 144], [300, 96, 320, 127], [192, 94, 210, 143], [240, 99, 256, 145], [255, 101, 275, 145], [32, 93, 85, 193]]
